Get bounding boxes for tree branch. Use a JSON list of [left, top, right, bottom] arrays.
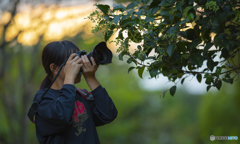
[[0, 0, 20, 49], [220, 66, 240, 74], [0, 0, 20, 78], [127, 52, 148, 67]]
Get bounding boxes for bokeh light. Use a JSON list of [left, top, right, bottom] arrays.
[[1, 3, 97, 46]]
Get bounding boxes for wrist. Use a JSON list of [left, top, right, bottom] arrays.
[[85, 76, 100, 91], [84, 74, 95, 80], [64, 75, 75, 84]]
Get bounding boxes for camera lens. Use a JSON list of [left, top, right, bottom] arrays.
[[97, 51, 104, 61]]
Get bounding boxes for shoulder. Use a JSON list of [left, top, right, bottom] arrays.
[[33, 89, 59, 102]]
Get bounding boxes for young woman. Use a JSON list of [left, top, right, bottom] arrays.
[[32, 40, 118, 144]]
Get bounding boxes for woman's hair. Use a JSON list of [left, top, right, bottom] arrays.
[[40, 40, 79, 89]]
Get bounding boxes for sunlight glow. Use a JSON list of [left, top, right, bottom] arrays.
[[0, 12, 11, 25], [14, 13, 31, 30], [1, 2, 97, 46], [18, 30, 39, 45], [5, 25, 19, 42]]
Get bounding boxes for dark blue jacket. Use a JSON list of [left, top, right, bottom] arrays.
[[33, 84, 118, 144]]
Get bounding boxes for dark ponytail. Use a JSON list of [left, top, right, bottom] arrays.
[[39, 40, 80, 89], [40, 75, 52, 89]]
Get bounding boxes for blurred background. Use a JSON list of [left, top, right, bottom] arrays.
[[0, 0, 239, 144]]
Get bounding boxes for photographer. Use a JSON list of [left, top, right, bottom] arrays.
[[32, 40, 118, 144]]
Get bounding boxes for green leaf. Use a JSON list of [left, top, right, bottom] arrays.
[[159, 0, 170, 6], [215, 80, 222, 90], [121, 19, 137, 26], [181, 77, 186, 84], [105, 30, 113, 42], [118, 51, 128, 61], [221, 48, 229, 59], [138, 66, 145, 79], [176, 1, 183, 12], [203, 43, 214, 55], [191, 54, 204, 67], [187, 12, 194, 20], [212, 16, 220, 26], [113, 3, 126, 12], [188, 0, 195, 5], [178, 31, 187, 39], [124, 37, 130, 48], [96, 4, 110, 15], [170, 86, 177, 96], [216, 67, 222, 76], [128, 67, 135, 73], [137, 45, 141, 50], [177, 42, 186, 53], [207, 86, 211, 92], [178, 73, 183, 78], [145, 15, 157, 22], [169, 25, 179, 34], [127, 58, 133, 64], [149, 67, 159, 78], [160, 89, 168, 98], [172, 70, 178, 74], [223, 78, 233, 84], [172, 52, 181, 64], [207, 58, 215, 71], [151, 7, 159, 15], [141, 0, 149, 4], [189, 38, 201, 49], [167, 44, 176, 56], [160, 9, 171, 16], [204, 73, 212, 78], [183, 6, 193, 18], [179, 18, 191, 25], [162, 66, 172, 76], [114, 15, 121, 25], [118, 29, 123, 40], [205, 77, 213, 85], [128, 27, 142, 43], [197, 74, 202, 83], [186, 29, 197, 40], [127, 1, 139, 9], [121, 15, 129, 21]]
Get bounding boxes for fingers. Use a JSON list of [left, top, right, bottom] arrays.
[[81, 55, 91, 67], [72, 55, 80, 62], [75, 57, 82, 64], [68, 53, 77, 61], [78, 63, 83, 68], [91, 57, 97, 66]]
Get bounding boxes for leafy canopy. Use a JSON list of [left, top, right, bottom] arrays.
[[88, 0, 240, 96]]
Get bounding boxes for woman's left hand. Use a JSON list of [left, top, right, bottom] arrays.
[[81, 55, 99, 79]]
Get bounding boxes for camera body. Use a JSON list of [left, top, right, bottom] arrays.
[[76, 41, 112, 74]]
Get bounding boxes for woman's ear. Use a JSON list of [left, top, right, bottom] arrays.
[[50, 63, 59, 75]]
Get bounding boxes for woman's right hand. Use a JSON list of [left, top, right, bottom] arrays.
[[64, 53, 83, 84]]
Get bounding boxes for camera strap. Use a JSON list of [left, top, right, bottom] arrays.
[[27, 60, 67, 123], [76, 88, 94, 100]]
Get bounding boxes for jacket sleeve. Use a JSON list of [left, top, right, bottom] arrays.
[[88, 85, 118, 127], [35, 84, 76, 135]]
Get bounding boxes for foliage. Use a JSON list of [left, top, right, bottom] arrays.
[[198, 81, 240, 144], [88, 0, 240, 96], [96, 81, 240, 144]]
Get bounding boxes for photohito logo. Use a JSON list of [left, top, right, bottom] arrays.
[[210, 135, 238, 141], [210, 135, 215, 141]]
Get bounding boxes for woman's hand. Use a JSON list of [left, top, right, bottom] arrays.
[[81, 55, 100, 91], [64, 53, 83, 84], [81, 55, 99, 79]]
